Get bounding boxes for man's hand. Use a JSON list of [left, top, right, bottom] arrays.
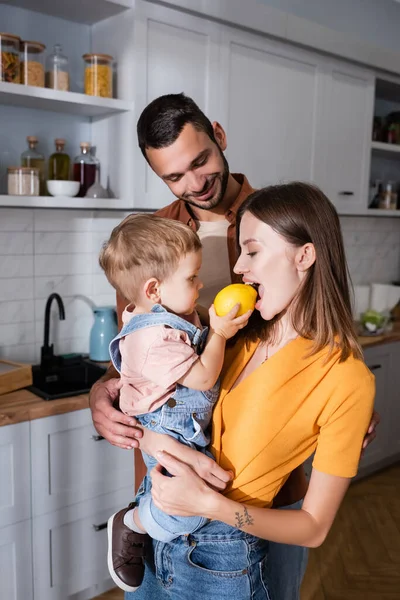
[[361, 410, 380, 454], [89, 377, 143, 449]]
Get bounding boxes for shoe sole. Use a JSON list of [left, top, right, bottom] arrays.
[[107, 512, 141, 593]]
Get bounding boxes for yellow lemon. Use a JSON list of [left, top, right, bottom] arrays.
[[213, 283, 257, 317]]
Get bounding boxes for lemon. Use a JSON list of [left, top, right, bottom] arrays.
[[214, 283, 257, 317]]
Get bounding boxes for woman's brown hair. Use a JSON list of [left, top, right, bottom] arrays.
[[236, 182, 362, 362]]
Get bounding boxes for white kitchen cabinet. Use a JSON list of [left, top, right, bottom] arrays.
[[31, 408, 134, 516], [385, 342, 400, 458], [131, 1, 223, 209], [0, 520, 33, 600], [219, 27, 327, 189], [0, 421, 31, 528], [317, 62, 375, 214]]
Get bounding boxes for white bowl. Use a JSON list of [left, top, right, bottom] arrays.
[[46, 180, 80, 197]]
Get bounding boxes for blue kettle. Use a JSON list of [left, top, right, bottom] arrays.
[[89, 305, 118, 361]]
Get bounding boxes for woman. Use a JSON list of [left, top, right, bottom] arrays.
[[129, 182, 375, 599]]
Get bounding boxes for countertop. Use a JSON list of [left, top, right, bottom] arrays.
[[1, 326, 400, 427]]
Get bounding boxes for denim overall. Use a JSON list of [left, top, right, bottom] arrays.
[[109, 304, 220, 542]]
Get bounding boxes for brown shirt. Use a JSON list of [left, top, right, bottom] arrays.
[[116, 173, 308, 507]]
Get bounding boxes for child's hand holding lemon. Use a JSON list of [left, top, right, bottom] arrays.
[[210, 284, 257, 339]]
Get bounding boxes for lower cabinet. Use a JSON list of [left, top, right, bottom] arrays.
[[0, 520, 33, 600]]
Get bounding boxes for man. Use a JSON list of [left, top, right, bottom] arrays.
[[90, 93, 379, 599]]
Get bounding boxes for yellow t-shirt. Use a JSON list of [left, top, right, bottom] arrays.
[[211, 337, 375, 508]]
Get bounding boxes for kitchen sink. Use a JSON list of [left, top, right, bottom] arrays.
[[28, 356, 107, 400]]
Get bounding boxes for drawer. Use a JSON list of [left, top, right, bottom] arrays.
[[31, 408, 134, 516], [0, 519, 33, 600], [0, 421, 31, 527], [32, 487, 132, 600]]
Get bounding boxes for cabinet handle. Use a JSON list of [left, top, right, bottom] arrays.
[[368, 364, 382, 371], [93, 522, 107, 531], [338, 191, 354, 196], [91, 435, 104, 441]]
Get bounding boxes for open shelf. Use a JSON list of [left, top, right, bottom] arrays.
[[338, 207, 400, 217], [371, 141, 400, 156], [0, 0, 132, 25], [0, 195, 133, 211], [0, 82, 134, 118]]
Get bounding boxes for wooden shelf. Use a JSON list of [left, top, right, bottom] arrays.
[[0, 0, 132, 25], [0, 82, 134, 118], [0, 195, 133, 211], [338, 207, 400, 217], [371, 141, 400, 155]]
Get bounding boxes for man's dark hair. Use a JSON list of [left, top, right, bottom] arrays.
[[137, 93, 216, 159]]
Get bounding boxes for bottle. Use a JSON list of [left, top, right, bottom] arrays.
[[73, 142, 96, 197], [48, 139, 70, 181], [85, 146, 108, 198], [89, 306, 118, 361], [380, 183, 393, 210], [46, 44, 69, 91], [21, 136, 46, 195]]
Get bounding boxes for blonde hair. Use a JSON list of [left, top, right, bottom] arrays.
[[99, 214, 202, 302]]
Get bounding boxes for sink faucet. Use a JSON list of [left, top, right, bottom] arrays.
[[41, 293, 66, 368]]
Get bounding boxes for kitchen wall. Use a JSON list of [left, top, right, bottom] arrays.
[[0, 208, 399, 363]]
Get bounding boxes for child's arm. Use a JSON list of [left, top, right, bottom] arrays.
[[178, 305, 252, 391]]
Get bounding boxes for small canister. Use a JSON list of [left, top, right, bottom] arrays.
[[8, 166, 40, 196], [21, 40, 46, 87], [0, 32, 21, 83], [83, 53, 113, 98]]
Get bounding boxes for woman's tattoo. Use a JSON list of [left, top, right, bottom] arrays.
[[234, 507, 254, 528]]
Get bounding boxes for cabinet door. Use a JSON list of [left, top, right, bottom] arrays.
[[32, 488, 131, 600], [387, 342, 400, 457], [219, 27, 326, 189], [0, 421, 31, 528], [133, 2, 222, 209], [320, 63, 374, 212], [31, 409, 134, 516], [0, 520, 33, 600], [359, 346, 391, 469]]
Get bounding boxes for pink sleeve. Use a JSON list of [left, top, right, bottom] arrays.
[[140, 328, 199, 389]]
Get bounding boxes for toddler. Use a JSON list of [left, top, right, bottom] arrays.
[[99, 214, 252, 593]]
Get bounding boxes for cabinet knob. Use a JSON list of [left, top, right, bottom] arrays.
[[338, 191, 354, 196], [368, 364, 382, 371], [91, 434, 104, 442], [92, 522, 107, 531]]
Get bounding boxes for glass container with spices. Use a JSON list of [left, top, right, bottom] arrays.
[[83, 53, 113, 98], [21, 40, 45, 87], [73, 142, 96, 197], [46, 44, 69, 91], [0, 32, 21, 83], [48, 138, 70, 181], [8, 166, 39, 196], [21, 136, 46, 195]]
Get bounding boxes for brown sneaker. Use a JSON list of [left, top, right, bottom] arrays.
[[107, 503, 150, 592]]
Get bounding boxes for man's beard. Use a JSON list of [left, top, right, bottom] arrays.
[[182, 151, 230, 211]]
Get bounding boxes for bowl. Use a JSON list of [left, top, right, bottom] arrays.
[[47, 180, 80, 197]]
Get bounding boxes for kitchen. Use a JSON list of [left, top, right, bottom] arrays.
[[0, 0, 399, 599]]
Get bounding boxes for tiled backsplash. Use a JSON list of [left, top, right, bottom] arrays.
[[0, 209, 399, 363]]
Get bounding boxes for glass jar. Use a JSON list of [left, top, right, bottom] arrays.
[[73, 142, 97, 197], [83, 53, 113, 98], [0, 32, 21, 83], [46, 44, 69, 91], [49, 138, 70, 181], [21, 40, 46, 87], [21, 136, 46, 195], [8, 166, 39, 196]]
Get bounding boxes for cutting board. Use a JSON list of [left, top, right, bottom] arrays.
[[0, 360, 32, 396]]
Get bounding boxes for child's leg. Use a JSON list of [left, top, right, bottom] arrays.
[[123, 504, 147, 533]]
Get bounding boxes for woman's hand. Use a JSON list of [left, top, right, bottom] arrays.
[[361, 410, 380, 453], [151, 451, 220, 518], [89, 376, 143, 449]]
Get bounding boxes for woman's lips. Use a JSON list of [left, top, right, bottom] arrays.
[[255, 284, 264, 310]]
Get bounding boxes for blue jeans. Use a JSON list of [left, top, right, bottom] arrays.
[[125, 501, 308, 600]]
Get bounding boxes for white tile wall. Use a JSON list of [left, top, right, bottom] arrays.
[[0, 209, 399, 363]]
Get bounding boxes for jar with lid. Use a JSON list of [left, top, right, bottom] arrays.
[[8, 166, 39, 196], [21, 40, 46, 87], [0, 32, 21, 83], [46, 44, 69, 91], [73, 142, 97, 197], [21, 136, 46, 195], [48, 139, 70, 181], [83, 53, 113, 98]]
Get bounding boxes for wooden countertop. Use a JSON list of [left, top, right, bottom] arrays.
[[1, 326, 399, 428]]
